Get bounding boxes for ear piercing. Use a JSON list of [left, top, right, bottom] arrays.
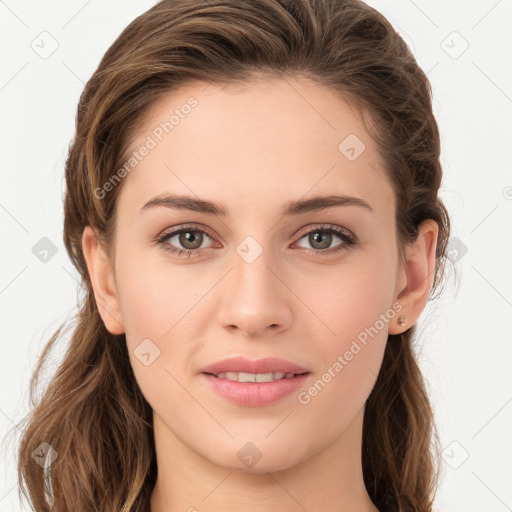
[[398, 315, 406, 327]]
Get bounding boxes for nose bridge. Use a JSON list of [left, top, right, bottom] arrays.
[[232, 234, 280, 302], [218, 234, 291, 334]]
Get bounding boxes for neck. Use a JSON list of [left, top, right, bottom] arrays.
[[149, 406, 379, 512]]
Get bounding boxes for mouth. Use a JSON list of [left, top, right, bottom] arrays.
[[203, 371, 310, 383]]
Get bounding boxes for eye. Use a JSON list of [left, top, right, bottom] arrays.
[[292, 224, 356, 256], [155, 224, 218, 257], [155, 223, 357, 258]]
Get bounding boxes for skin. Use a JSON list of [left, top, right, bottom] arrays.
[[82, 76, 438, 512]]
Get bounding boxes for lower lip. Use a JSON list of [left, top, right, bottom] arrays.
[[201, 372, 310, 407]]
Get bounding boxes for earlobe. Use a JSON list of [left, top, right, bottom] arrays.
[[81, 226, 125, 335], [389, 219, 439, 335]]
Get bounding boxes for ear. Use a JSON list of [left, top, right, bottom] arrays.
[[388, 219, 439, 334], [81, 226, 125, 335]]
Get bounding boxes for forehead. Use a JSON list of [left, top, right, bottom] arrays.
[[115, 77, 394, 221]]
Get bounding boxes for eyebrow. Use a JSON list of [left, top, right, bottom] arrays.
[[139, 193, 374, 217]]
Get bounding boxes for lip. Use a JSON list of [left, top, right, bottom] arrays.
[[201, 356, 309, 375], [201, 372, 310, 407]]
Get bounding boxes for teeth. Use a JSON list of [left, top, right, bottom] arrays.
[[215, 371, 296, 382]]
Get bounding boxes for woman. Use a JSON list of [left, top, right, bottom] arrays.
[[16, 0, 451, 510]]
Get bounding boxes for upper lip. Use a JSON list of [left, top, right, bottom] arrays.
[[201, 356, 310, 375]]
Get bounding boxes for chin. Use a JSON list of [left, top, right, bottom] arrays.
[[207, 441, 305, 475]]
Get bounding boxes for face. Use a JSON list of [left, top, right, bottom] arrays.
[[93, 77, 407, 473]]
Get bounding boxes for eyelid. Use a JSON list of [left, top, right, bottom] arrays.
[[156, 223, 219, 244], [291, 223, 355, 244]]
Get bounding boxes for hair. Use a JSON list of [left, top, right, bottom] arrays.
[[11, 0, 452, 510]]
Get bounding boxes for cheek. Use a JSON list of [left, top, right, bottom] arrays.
[[115, 261, 200, 413], [294, 254, 395, 405], [115, 249, 202, 339], [115, 254, 213, 387], [300, 253, 396, 345]]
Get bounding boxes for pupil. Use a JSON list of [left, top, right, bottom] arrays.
[[180, 231, 202, 249], [311, 231, 331, 249]]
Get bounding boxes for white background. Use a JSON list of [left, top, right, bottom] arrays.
[[1, 1, 511, 510]]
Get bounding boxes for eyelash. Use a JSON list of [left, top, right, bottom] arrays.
[[155, 223, 357, 258]]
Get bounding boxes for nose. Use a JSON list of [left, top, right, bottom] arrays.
[[217, 244, 293, 338]]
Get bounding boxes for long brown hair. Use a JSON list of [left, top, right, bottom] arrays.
[[12, 0, 451, 510]]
